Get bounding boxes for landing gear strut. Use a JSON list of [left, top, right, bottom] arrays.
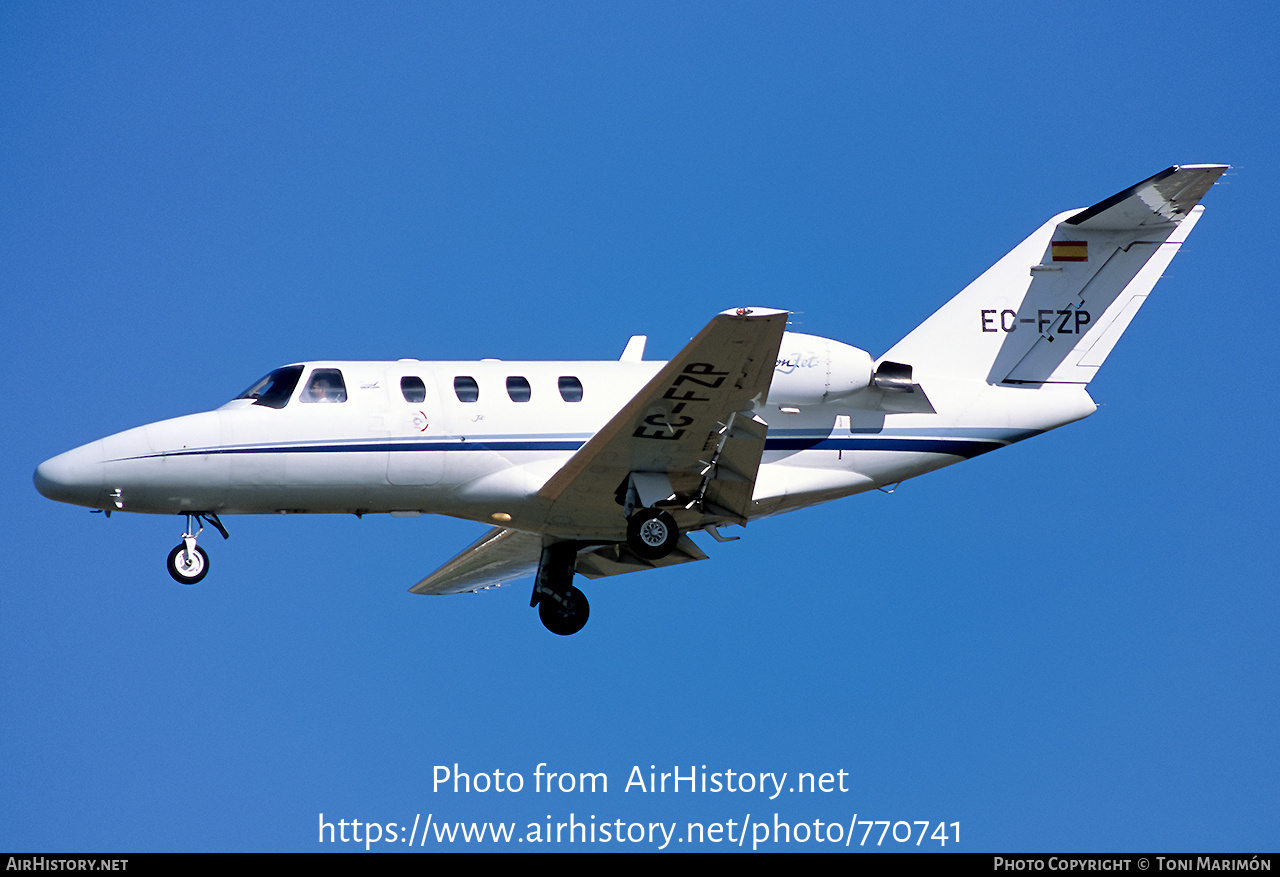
[[166, 513, 228, 585], [531, 542, 589, 635]]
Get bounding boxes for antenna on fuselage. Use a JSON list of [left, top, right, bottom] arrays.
[[620, 335, 647, 362]]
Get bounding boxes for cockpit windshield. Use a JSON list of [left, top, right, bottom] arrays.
[[235, 365, 304, 409]]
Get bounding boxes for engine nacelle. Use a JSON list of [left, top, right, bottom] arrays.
[[768, 332, 874, 407]]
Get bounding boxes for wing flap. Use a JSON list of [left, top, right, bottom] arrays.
[[574, 534, 709, 579], [697, 411, 768, 525]]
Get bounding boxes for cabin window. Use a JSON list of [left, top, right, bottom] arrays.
[[401, 376, 426, 403], [301, 368, 347, 403], [235, 365, 303, 409], [558, 376, 584, 402], [506, 376, 531, 402], [454, 375, 479, 403]]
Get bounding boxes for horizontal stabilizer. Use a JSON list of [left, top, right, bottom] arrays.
[[1066, 165, 1227, 231]]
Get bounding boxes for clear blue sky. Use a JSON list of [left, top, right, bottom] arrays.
[[4, 1, 1277, 852]]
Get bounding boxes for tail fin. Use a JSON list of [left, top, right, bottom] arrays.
[[882, 165, 1227, 386]]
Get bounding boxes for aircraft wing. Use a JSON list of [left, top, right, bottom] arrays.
[[408, 527, 710, 595], [575, 534, 709, 578], [408, 526, 543, 595], [411, 307, 788, 595], [535, 307, 789, 540]]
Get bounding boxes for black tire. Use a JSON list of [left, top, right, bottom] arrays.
[[626, 508, 680, 560], [167, 543, 209, 585], [538, 585, 590, 636]]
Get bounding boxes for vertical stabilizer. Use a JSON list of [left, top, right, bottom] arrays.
[[882, 165, 1226, 386]]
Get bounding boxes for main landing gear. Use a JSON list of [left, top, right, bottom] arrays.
[[626, 507, 679, 560], [530, 508, 684, 635], [531, 542, 589, 636], [618, 476, 681, 562], [166, 513, 228, 585]]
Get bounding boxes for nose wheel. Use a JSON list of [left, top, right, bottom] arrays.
[[167, 542, 209, 584], [165, 512, 227, 585]]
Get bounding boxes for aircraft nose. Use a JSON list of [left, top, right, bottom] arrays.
[[34, 442, 106, 508]]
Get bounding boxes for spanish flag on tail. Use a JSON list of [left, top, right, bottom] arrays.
[[1051, 240, 1088, 262]]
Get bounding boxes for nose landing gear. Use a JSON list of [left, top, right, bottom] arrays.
[[165, 513, 228, 585], [167, 542, 209, 584]]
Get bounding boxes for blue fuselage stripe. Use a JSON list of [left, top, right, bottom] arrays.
[[133, 435, 1005, 462], [766, 437, 1002, 457]]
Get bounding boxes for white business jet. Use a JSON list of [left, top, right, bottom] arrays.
[[34, 165, 1226, 635]]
